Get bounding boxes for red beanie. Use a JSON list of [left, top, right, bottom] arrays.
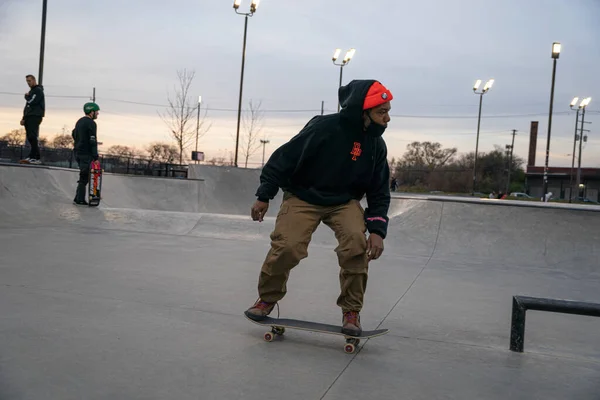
[[363, 81, 393, 110]]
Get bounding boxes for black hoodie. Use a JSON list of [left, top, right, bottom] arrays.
[[255, 79, 391, 239], [23, 85, 45, 118]]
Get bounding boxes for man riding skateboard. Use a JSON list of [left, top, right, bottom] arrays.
[[246, 79, 393, 336], [72, 102, 100, 205]]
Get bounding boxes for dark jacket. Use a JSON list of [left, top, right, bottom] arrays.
[[255, 79, 391, 238], [72, 116, 99, 159], [23, 85, 45, 118]]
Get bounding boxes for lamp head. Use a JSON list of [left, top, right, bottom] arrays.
[[552, 42, 561, 59]]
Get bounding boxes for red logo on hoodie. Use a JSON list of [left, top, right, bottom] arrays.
[[350, 142, 362, 161]]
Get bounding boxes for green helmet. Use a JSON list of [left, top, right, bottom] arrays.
[[83, 102, 100, 114]]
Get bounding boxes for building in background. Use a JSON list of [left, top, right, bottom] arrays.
[[525, 121, 599, 201]]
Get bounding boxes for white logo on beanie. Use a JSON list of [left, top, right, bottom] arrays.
[[382, 93, 388, 99]]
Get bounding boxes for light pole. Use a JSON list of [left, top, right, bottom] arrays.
[[332, 48, 356, 112], [233, 0, 259, 168], [38, 0, 48, 85], [569, 97, 581, 202], [195, 95, 202, 164], [260, 138, 270, 167], [505, 129, 517, 194], [542, 42, 561, 199], [471, 78, 494, 195], [575, 97, 592, 200]]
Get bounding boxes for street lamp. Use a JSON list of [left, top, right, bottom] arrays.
[[233, 0, 260, 168], [38, 0, 48, 85], [195, 95, 202, 164], [542, 41, 561, 199], [471, 78, 494, 194], [332, 48, 356, 112], [260, 138, 270, 167]]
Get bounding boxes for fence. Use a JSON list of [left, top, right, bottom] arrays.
[[0, 143, 189, 179]]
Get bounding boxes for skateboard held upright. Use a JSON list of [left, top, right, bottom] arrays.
[[88, 159, 102, 207]]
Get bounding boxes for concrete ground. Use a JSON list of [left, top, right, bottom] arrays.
[[1, 163, 599, 399]]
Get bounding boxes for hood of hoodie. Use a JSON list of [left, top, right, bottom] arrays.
[[338, 79, 390, 138], [338, 79, 376, 125]]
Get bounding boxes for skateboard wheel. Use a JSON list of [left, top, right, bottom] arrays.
[[344, 343, 356, 354], [264, 332, 274, 342]]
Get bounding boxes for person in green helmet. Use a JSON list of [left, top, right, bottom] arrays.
[[71, 102, 100, 205]]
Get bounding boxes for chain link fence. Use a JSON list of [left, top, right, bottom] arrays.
[[0, 142, 189, 179]]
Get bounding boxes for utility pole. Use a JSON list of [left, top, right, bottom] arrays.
[[576, 106, 589, 199], [321, 101, 324, 116], [260, 139, 270, 167], [194, 96, 202, 164], [569, 107, 580, 203], [505, 129, 517, 194], [92, 87, 96, 102]]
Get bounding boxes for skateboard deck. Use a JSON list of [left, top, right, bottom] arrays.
[[88, 160, 102, 207], [244, 311, 389, 353]]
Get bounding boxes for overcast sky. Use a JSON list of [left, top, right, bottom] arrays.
[[1, 0, 599, 167]]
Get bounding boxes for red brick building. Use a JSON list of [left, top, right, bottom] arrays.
[[524, 121, 599, 201]]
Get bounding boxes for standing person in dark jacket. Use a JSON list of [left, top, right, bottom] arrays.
[[19, 74, 45, 164], [245, 79, 393, 335], [72, 102, 100, 205]]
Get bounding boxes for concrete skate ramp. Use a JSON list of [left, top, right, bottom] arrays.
[[1, 163, 599, 265], [2, 163, 600, 399]]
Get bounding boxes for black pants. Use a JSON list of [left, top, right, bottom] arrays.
[[75, 154, 92, 202], [23, 116, 42, 160]]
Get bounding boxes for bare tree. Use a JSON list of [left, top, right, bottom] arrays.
[[0, 129, 26, 146], [400, 141, 457, 170], [106, 145, 140, 162], [239, 99, 266, 168], [158, 69, 211, 165], [146, 142, 178, 163], [52, 134, 73, 149]]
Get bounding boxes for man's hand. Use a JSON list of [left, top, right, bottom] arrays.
[[19, 119, 24, 126], [251, 200, 269, 222], [366, 233, 384, 261]]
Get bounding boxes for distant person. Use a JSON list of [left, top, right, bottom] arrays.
[[245, 79, 393, 336], [71, 102, 100, 205], [390, 176, 398, 191], [489, 191, 496, 199], [19, 74, 45, 164]]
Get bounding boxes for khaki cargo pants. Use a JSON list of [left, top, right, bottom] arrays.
[[257, 192, 369, 312]]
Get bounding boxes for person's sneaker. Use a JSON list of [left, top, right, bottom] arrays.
[[245, 298, 276, 321], [19, 158, 32, 164], [29, 159, 42, 165], [342, 311, 362, 336]]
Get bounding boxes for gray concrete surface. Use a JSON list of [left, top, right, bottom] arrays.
[[1, 163, 599, 399]]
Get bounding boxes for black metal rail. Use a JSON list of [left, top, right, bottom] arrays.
[[510, 295, 600, 352]]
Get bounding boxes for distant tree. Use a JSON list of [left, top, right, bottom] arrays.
[[107, 145, 138, 160], [400, 141, 457, 170], [52, 134, 73, 149], [0, 129, 26, 146], [239, 99, 266, 168], [38, 136, 49, 147], [158, 69, 211, 165], [146, 142, 178, 163]]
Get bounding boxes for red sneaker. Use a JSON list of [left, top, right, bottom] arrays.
[[245, 298, 276, 321], [342, 311, 362, 336]]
